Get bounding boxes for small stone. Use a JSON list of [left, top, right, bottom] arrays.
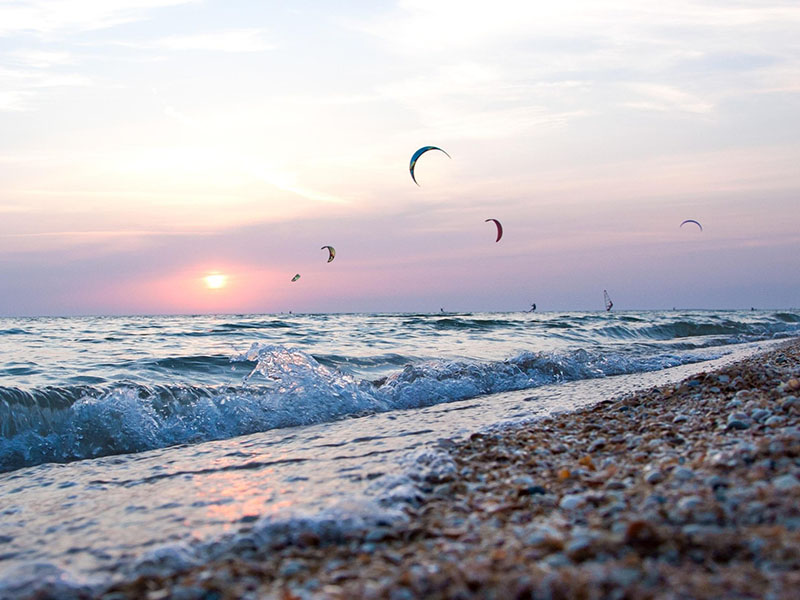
[[543, 553, 571, 567], [171, 586, 208, 600], [672, 414, 689, 424], [765, 415, 785, 428], [772, 474, 800, 490], [365, 528, 394, 543], [676, 495, 702, 513], [518, 485, 548, 496], [624, 520, 661, 550], [588, 437, 607, 452], [768, 439, 785, 454], [726, 413, 750, 430], [718, 375, 730, 384], [710, 450, 738, 468], [709, 386, 721, 394], [726, 399, 743, 409], [672, 467, 695, 481], [707, 475, 729, 490], [559, 494, 587, 510], [781, 396, 797, 411], [788, 378, 800, 391], [645, 470, 664, 484], [279, 559, 306, 577], [565, 536, 593, 561]]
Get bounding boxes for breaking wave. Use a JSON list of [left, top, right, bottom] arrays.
[[0, 342, 723, 474]]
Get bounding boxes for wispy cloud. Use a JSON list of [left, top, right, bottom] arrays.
[[0, 90, 28, 111], [0, 0, 199, 36], [623, 83, 714, 114], [147, 29, 274, 53], [0, 66, 92, 111]]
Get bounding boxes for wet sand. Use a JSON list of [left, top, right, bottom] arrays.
[[76, 340, 800, 598]]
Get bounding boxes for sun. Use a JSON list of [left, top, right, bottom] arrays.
[[204, 273, 227, 289]]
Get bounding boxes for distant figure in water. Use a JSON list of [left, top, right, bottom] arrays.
[[529, 303, 536, 312], [440, 307, 444, 313]]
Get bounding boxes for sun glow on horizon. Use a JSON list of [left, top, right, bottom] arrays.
[[204, 273, 227, 289]]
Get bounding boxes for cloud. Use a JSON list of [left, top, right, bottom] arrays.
[[0, 65, 92, 111], [0, 0, 199, 36], [147, 29, 274, 53], [623, 83, 714, 114], [0, 90, 29, 111]]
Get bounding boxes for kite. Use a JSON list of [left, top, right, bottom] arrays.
[[485, 218, 503, 242], [680, 219, 703, 231], [291, 274, 301, 282], [320, 245, 336, 263], [409, 146, 450, 185]]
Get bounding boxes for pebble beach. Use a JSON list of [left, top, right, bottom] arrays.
[[78, 338, 799, 600]]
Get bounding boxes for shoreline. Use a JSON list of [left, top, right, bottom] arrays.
[[11, 339, 800, 599]]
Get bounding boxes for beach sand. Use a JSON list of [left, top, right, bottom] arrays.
[[93, 340, 800, 599]]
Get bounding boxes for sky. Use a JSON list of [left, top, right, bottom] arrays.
[[0, 0, 798, 316]]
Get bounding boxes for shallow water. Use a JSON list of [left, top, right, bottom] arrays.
[[0, 310, 797, 583]]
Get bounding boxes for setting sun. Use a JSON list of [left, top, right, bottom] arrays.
[[204, 273, 227, 289]]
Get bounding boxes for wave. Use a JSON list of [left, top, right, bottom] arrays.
[[774, 312, 800, 323], [0, 342, 722, 474], [129, 354, 247, 373], [173, 321, 293, 336], [401, 317, 517, 330], [0, 328, 30, 335], [597, 317, 799, 342]]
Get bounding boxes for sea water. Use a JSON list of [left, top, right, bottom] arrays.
[[0, 310, 797, 590]]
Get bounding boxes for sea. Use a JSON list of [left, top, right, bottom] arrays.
[[0, 310, 798, 594]]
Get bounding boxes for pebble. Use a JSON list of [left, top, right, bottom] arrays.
[[772, 474, 800, 490], [588, 437, 607, 452], [672, 414, 688, 424], [565, 536, 593, 560], [559, 494, 587, 510], [726, 413, 750, 430], [750, 408, 771, 422], [765, 415, 785, 428], [644, 470, 664, 484], [279, 559, 307, 577], [672, 467, 695, 481], [706, 475, 729, 490], [170, 586, 208, 600], [519, 485, 548, 496], [676, 495, 703, 514]]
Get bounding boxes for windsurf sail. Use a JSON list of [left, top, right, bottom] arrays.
[[604, 290, 613, 312]]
